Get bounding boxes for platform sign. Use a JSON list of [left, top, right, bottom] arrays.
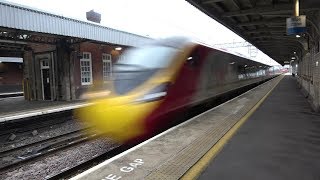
[[286, 15, 306, 35], [86, 10, 101, 23]]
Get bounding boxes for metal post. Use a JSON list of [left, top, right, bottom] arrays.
[[295, 0, 299, 16]]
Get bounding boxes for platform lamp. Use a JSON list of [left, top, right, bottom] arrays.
[[115, 47, 122, 51]]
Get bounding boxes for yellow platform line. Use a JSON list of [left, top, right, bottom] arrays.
[[181, 75, 284, 180]]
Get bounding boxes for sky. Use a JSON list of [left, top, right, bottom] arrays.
[[5, 0, 280, 66]]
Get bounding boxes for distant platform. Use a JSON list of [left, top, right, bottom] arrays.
[[0, 97, 89, 123], [0, 91, 23, 98]]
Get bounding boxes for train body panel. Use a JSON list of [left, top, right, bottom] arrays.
[[75, 37, 279, 143], [191, 46, 270, 105]]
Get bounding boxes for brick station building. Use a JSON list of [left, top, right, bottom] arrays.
[[0, 1, 152, 101]]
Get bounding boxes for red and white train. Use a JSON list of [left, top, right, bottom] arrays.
[[75, 37, 279, 143]]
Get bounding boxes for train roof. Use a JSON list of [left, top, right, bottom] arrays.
[[193, 39, 272, 67], [142, 37, 271, 67], [146, 37, 192, 49]]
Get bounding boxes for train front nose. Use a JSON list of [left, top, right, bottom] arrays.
[[75, 97, 157, 143], [75, 44, 178, 142]]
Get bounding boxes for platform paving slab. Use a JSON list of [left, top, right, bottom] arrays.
[[0, 97, 88, 122]]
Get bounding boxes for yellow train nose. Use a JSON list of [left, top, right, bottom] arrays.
[[75, 98, 160, 142]]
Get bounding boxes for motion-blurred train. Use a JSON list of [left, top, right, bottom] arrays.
[[75, 37, 280, 143]]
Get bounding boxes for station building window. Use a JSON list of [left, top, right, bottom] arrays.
[[102, 53, 112, 82], [80, 52, 93, 85]]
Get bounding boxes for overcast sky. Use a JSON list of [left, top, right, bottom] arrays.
[[5, 0, 279, 65]]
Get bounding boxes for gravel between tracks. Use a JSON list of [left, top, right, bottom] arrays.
[[0, 138, 118, 179], [0, 119, 86, 153]]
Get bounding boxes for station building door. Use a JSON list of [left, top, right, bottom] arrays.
[[40, 59, 51, 100], [34, 52, 56, 101]]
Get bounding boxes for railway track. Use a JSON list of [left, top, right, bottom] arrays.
[[0, 111, 73, 140], [0, 92, 23, 99], [0, 127, 98, 172]]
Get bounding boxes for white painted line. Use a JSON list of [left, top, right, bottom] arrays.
[[0, 92, 23, 96], [0, 103, 92, 123], [70, 77, 279, 180]]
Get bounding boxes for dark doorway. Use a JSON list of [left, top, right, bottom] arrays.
[[41, 69, 51, 100], [41, 59, 51, 100]]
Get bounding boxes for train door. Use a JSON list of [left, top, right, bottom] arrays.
[[166, 47, 203, 110], [40, 59, 51, 100]]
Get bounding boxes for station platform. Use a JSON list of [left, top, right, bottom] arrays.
[[71, 75, 320, 180], [198, 75, 320, 180], [0, 97, 89, 123]]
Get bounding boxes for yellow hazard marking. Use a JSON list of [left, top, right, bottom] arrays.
[[181, 75, 284, 180]]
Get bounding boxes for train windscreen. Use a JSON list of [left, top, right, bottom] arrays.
[[113, 45, 178, 95], [116, 46, 178, 69]]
